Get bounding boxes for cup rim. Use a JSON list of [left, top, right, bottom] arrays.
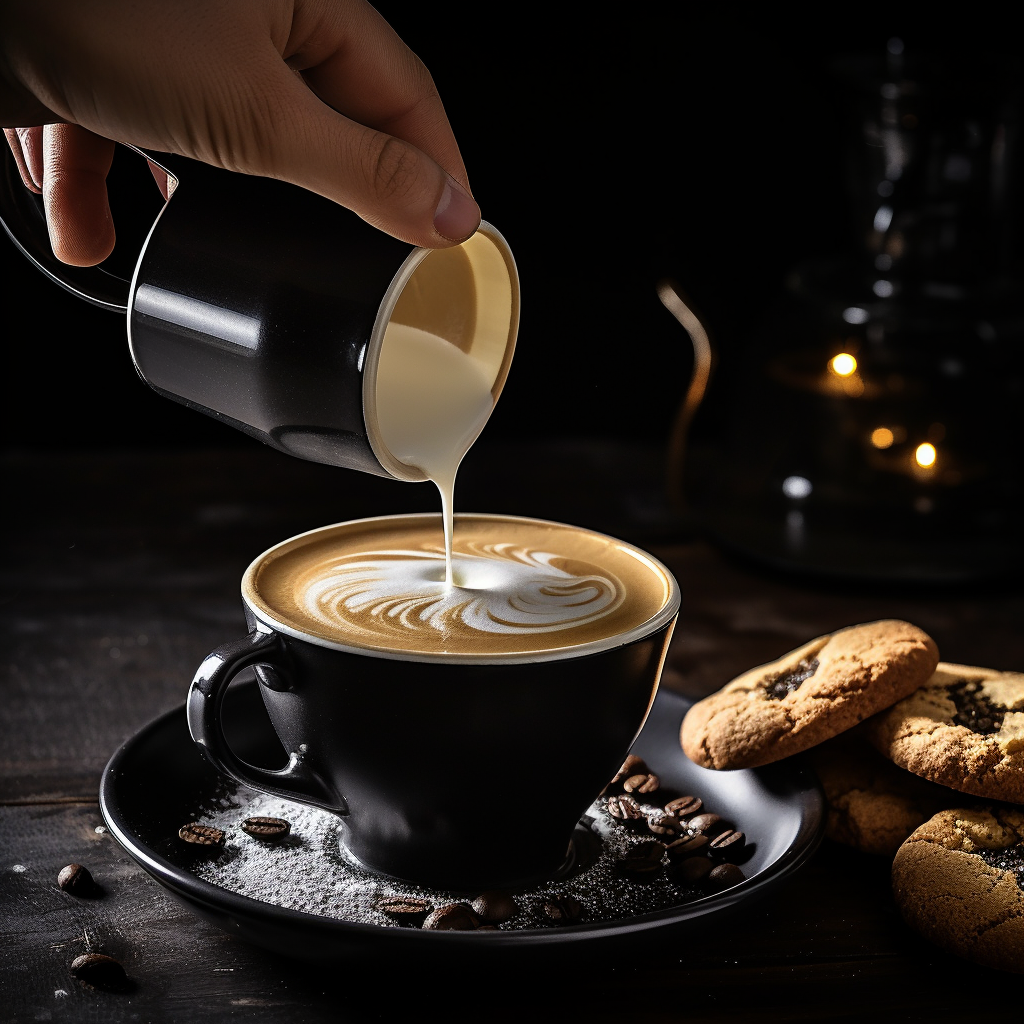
[[241, 512, 680, 665]]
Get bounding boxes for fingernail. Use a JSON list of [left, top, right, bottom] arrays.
[[17, 128, 43, 191], [434, 176, 480, 242]]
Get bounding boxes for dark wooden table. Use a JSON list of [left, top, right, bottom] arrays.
[[3, 440, 1022, 1022]]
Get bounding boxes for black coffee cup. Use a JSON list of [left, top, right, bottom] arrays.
[[186, 515, 680, 891], [0, 145, 519, 480]]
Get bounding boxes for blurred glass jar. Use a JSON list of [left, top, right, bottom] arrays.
[[670, 40, 1024, 583]]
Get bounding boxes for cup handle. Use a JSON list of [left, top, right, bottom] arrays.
[[186, 627, 343, 814]]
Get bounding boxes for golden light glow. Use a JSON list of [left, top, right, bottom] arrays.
[[871, 427, 895, 449], [830, 353, 857, 376], [915, 443, 937, 468]]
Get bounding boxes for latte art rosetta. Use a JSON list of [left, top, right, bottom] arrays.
[[300, 543, 624, 640]]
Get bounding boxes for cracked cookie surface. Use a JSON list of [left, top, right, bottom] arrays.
[[864, 663, 1024, 802], [892, 807, 1024, 974], [680, 620, 939, 770]]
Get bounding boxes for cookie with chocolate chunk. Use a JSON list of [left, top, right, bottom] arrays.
[[808, 733, 957, 856], [864, 664, 1024, 803], [680, 620, 939, 770], [892, 807, 1024, 974]]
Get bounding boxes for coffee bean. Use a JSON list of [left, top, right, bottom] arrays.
[[610, 754, 647, 787], [686, 813, 725, 837], [665, 833, 710, 861], [178, 822, 225, 846], [606, 794, 643, 823], [69, 953, 128, 991], [705, 863, 745, 893], [240, 816, 291, 840], [671, 856, 714, 884], [376, 896, 431, 923], [471, 890, 517, 924], [623, 772, 660, 795], [57, 863, 96, 897], [647, 812, 682, 836], [709, 830, 745, 858], [422, 903, 480, 931], [664, 795, 702, 818], [543, 895, 583, 923]]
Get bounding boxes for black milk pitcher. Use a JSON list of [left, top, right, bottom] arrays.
[[0, 145, 519, 481]]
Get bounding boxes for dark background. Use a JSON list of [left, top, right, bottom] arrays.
[[1, 14, 1016, 455]]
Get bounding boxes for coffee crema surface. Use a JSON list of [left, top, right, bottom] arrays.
[[246, 515, 676, 660]]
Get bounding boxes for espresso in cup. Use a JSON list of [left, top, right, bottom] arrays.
[[246, 513, 673, 660], [188, 513, 679, 890]]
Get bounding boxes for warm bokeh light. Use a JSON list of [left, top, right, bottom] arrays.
[[831, 353, 857, 376], [871, 427, 895, 449], [915, 443, 937, 468]]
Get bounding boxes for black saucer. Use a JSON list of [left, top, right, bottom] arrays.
[[99, 682, 823, 957]]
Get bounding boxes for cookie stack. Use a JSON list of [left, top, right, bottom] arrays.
[[680, 620, 1024, 974]]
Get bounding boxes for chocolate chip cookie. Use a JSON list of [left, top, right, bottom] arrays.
[[680, 620, 939, 770], [808, 733, 957, 856], [864, 664, 1024, 803], [892, 807, 1024, 974]]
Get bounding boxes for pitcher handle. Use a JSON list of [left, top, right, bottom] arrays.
[[186, 627, 342, 813], [0, 143, 186, 314]]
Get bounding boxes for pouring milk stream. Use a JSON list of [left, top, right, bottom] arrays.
[[374, 321, 494, 585], [301, 320, 628, 648]]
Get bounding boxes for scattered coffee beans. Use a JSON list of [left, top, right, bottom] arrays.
[[69, 953, 128, 991], [179, 755, 755, 935], [598, 755, 751, 900], [543, 895, 583, 923], [241, 816, 291, 841], [423, 902, 481, 930], [57, 863, 96, 897], [178, 822, 225, 846], [471, 890, 517, 924]]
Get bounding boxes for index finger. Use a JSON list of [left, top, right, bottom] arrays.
[[282, 0, 470, 192]]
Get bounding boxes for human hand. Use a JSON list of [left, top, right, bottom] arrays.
[[0, 0, 480, 266]]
